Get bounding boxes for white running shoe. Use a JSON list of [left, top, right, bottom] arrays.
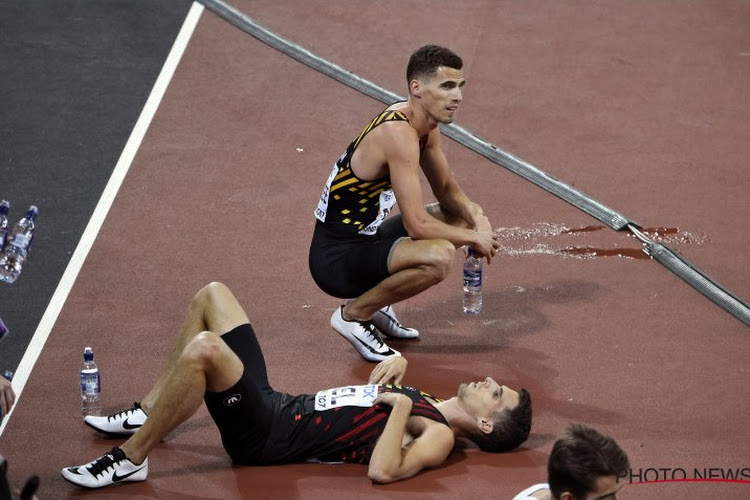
[[61, 447, 148, 488], [331, 306, 400, 362], [84, 402, 147, 436], [371, 305, 420, 339]]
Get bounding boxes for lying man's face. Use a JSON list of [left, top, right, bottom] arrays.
[[457, 377, 520, 417]]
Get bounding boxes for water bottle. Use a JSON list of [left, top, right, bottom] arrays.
[[462, 248, 483, 314], [0, 205, 38, 284], [0, 200, 10, 252], [80, 347, 102, 417]]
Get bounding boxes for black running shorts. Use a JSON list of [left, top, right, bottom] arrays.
[[308, 215, 409, 298], [203, 323, 288, 463]]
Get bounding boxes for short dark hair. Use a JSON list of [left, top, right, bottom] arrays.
[[470, 388, 532, 453], [406, 45, 463, 85], [548, 424, 630, 500]]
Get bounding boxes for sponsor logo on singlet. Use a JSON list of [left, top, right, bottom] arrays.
[[223, 394, 242, 407]]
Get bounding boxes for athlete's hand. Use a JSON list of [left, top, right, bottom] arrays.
[[369, 356, 408, 385], [470, 230, 500, 264], [473, 212, 493, 235], [0, 376, 15, 421], [374, 391, 412, 408]]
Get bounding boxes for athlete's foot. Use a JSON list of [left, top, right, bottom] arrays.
[[61, 447, 148, 488], [331, 306, 400, 362], [371, 305, 419, 339]]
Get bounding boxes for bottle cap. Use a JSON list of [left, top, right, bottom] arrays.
[[0, 201, 8, 214], [26, 206, 38, 220], [467, 247, 476, 257], [2, 370, 12, 381], [83, 346, 94, 361]]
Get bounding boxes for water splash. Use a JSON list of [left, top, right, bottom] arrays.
[[494, 223, 707, 260]]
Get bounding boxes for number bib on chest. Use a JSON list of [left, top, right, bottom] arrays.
[[314, 384, 379, 411]]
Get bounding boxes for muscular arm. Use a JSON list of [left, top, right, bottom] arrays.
[[367, 393, 454, 484], [420, 130, 493, 234], [383, 123, 497, 258]]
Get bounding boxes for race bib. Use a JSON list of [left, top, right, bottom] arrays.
[[314, 384, 379, 411], [314, 162, 340, 222], [359, 189, 395, 235]]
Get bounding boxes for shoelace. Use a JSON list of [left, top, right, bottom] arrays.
[[107, 403, 140, 422], [362, 322, 384, 347], [87, 448, 124, 477]]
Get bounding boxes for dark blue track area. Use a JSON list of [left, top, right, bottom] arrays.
[[0, 0, 192, 373]]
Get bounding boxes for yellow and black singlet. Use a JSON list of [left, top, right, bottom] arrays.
[[314, 107, 415, 235]]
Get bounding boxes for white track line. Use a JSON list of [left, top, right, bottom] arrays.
[[0, 2, 204, 437]]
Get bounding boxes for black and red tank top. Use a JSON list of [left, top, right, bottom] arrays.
[[261, 384, 448, 465]]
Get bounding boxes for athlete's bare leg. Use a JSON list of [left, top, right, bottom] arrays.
[[140, 282, 249, 411], [343, 204, 472, 321], [119, 329, 243, 464], [119, 282, 249, 463]]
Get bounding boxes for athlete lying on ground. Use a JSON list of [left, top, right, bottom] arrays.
[[61, 282, 532, 488]]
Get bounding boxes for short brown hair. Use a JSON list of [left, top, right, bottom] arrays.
[[469, 388, 532, 453], [548, 424, 630, 500], [406, 45, 463, 85]]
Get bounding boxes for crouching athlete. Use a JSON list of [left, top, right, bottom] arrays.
[[61, 282, 532, 488]]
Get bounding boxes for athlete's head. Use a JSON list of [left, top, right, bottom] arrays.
[[548, 424, 630, 500], [406, 45, 463, 84], [406, 45, 465, 124], [458, 378, 532, 453]]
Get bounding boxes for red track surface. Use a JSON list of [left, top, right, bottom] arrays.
[[3, 1, 750, 498]]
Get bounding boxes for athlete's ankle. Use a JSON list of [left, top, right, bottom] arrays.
[[119, 445, 146, 466], [341, 305, 370, 323]]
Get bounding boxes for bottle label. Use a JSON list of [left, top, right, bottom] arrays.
[[463, 269, 482, 287], [10, 233, 31, 252], [81, 373, 101, 395]]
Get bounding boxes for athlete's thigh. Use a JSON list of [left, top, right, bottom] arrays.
[[387, 237, 454, 274]]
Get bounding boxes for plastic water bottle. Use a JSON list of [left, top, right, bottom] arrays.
[[80, 347, 102, 417], [0, 200, 10, 252], [462, 248, 483, 314], [0, 205, 38, 284]]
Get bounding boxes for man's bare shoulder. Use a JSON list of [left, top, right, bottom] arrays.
[[386, 101, 410, 113], [366, 119, 421, 159], [411, 414, 455, 442], [409, 419, 455, 465]]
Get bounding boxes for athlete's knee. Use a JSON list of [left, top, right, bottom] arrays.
[[423, 240, 455, 281], [182, 330, 224, 367], [190, 281, 230, 313]]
